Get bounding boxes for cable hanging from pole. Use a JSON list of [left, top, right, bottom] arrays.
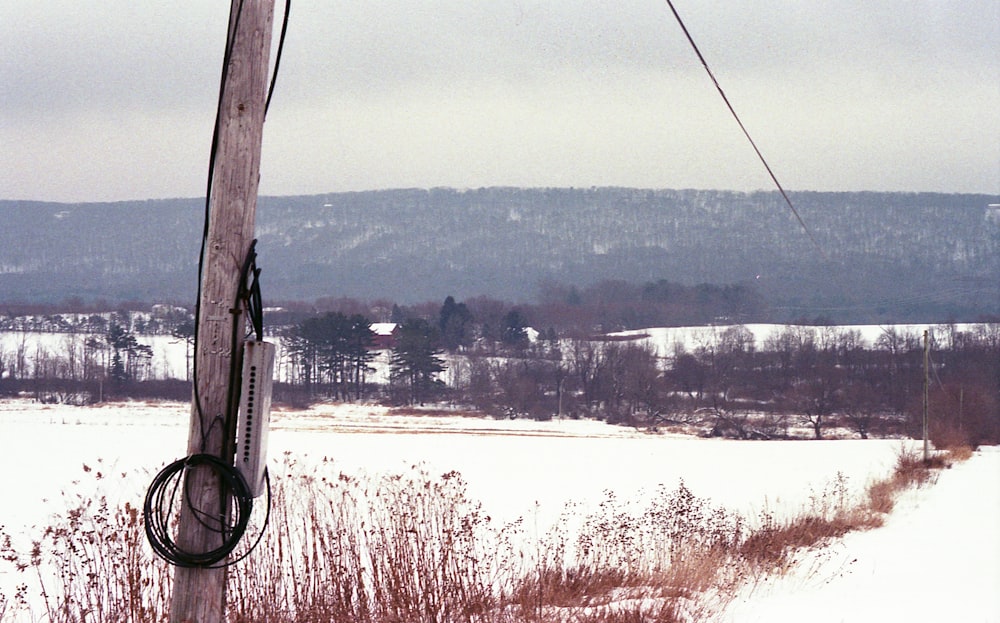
[[191, 0, 288, 437]]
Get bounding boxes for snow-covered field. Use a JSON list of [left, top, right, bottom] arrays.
[[1, 400, 997, 621]]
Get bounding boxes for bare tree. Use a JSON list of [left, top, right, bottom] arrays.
[[792, 365, 845, 439], [569, 337, 606, 414], [841, 380, 881, 439], [614, 342, 664, 424]]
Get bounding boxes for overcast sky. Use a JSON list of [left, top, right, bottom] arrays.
[[2, 1, 998, 202]]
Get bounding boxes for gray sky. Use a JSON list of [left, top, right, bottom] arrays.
[[2, 1, 998, 202]]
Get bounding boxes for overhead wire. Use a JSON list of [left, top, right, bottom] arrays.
[[658, 1, 986, 322], [662, 0, 825, 258]]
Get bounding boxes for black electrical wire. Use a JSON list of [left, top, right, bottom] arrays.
[[143, 454, 255, 568], [239, 239, 265, 342], [222, 241, 265, 461], [662, 0, 825, 258], [265, 0, 292, 116], [656, 1, 926, 322], [191, 0, 247, 449]]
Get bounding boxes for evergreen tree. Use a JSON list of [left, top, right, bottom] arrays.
[[171, 320, 196, 382], [290, 312, 374, 400], [438, 295, 473, 351], [105, 323, 152, 384], [501, 309, 529, 349], [390, 318, 446, 405], [345, 313, 376, 400]]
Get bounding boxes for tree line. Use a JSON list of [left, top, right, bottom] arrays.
[[444, 321, 999, 447], [275, 299, 521, 407], [270, 298, 998, 447], [0, 321, 167, 404], [3, 295, 997, 447]]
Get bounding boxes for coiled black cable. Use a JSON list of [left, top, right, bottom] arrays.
[[143, 454, 255, 568]]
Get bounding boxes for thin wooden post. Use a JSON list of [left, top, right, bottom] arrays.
[[170, 1, 275, 621], [958, 386, 964, 437], [923, 329, 930, 463]]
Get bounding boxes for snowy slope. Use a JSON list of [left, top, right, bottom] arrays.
[[719, 446, 1000, 622]]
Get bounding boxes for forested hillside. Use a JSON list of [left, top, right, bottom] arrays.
[[1, 188, 997, 323]]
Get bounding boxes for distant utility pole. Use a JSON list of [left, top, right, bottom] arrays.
[[171, 1, 275, 622], [923, 329, 930, 463]]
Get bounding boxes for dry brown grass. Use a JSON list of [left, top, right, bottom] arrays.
[[943, 445, 974, 462], [728, 442, 975, 588], [865, 444, 961, 516], [0, 462, 172, 622], [0, 443, 972, 623]]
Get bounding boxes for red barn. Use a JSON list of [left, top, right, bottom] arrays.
[[370, 322, 399, 350]]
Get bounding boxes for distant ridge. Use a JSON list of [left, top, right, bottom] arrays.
[[1, 188, 997, 323]]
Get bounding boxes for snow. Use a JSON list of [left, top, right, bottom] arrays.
[[370, 322, 397, 335], [0, 400, 997, 622], [719, 446, 1000, 622], [0, 400, 905, 530], [0, 331, 191, 380]]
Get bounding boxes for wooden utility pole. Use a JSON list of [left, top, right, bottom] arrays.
[[923, 329, 930, 463], [171, 1, 275, 621]]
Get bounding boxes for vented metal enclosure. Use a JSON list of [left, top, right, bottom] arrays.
[[236, 340, 275, 498]]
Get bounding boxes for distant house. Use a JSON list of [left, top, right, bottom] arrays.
[[370, 322, 399, 350]]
